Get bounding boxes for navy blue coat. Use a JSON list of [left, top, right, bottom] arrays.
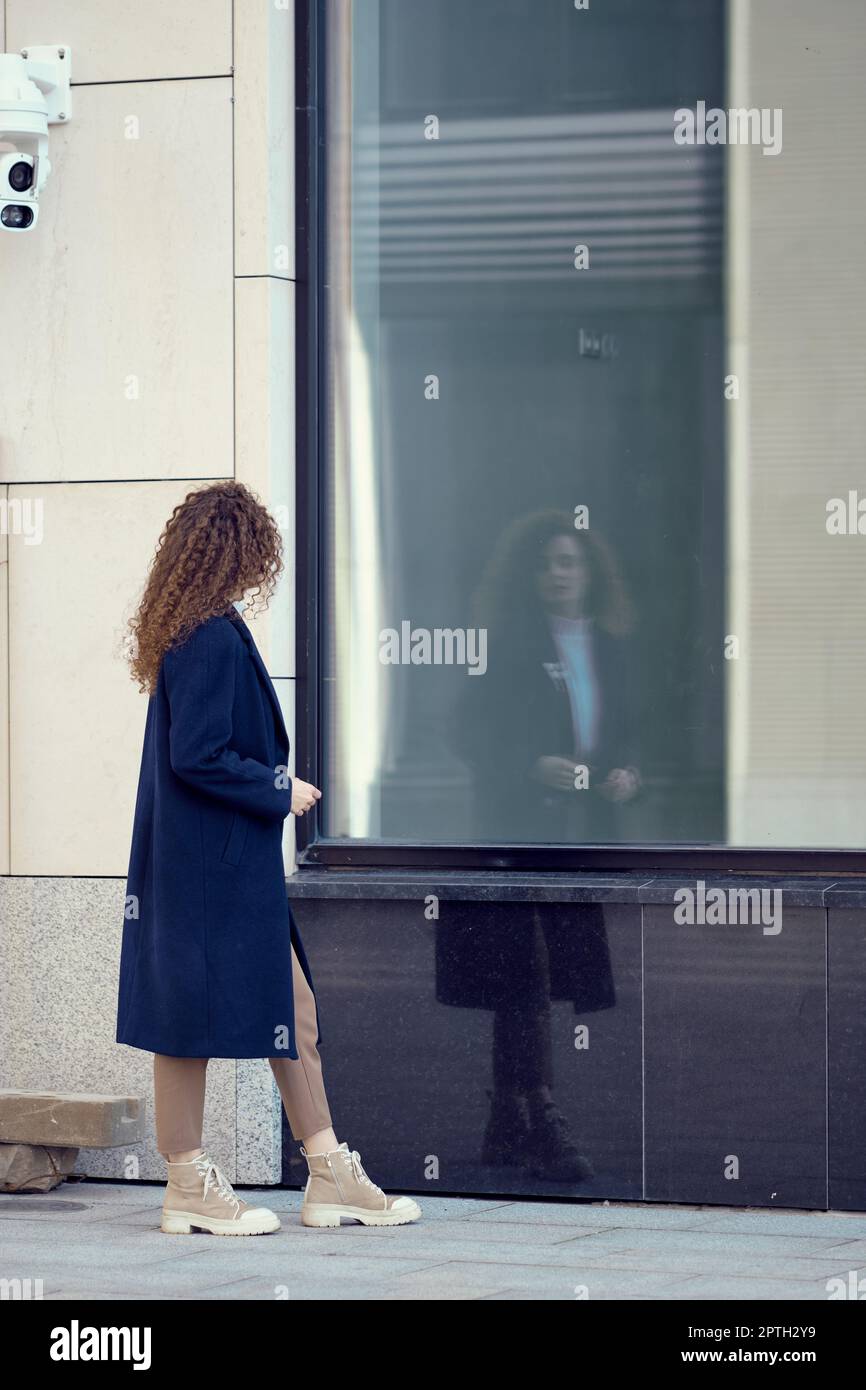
[[116, 610, 321, 1059]]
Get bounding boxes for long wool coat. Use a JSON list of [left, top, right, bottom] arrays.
[[115, 610, 321, 1059]]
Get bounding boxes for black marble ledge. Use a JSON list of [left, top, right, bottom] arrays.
[[285, 867, 866, 909]]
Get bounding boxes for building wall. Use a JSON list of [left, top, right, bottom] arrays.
[[727, 0, 866, 845], [0, 0, 298, 1183]]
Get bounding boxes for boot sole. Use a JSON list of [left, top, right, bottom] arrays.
[[301, 1201, 422, 1228], [161, 1210, 281, 1235]]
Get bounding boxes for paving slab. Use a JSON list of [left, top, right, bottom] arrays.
[[3, 1183, 864, 1301], [463, 1201, 717, 1229], [548, 1227, 864, 1258], [658, 1274, 837, 1301]]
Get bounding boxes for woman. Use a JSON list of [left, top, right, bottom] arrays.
[[443, 509, 641, 1181], [116, 481, 421, 1234], [452, 508, 641, 842]]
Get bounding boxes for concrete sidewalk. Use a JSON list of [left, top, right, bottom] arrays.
[[2, 1180, 866, 1300]]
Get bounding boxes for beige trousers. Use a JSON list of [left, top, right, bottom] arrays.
[[153, 942, 332, 1153]]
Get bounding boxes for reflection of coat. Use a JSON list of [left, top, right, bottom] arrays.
[[451, 616, 638, 842], [116, 612, 320, 1059], [440, 615, 635, 1012], [435, 899, 616, 1015]]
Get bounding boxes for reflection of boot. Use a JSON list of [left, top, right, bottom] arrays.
[[523, 1101, 594, 1182], [481, 1087, 532, 1166]]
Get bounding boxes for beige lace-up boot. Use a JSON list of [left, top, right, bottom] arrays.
[[161, 1149, 281, 1235], [300, 1140, 422, 1227]]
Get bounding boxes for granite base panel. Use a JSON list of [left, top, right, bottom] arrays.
[[0, 878, 281, 1187], [285, 871, 866, 1211]]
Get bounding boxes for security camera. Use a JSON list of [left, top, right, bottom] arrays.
[[0, 151, 38, 227], [0, 44, 71, 232]]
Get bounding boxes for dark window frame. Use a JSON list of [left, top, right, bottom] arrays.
[[293, 0, 866, 875]]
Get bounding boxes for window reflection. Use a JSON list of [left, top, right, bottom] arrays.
[[319, 0, 866, 849]]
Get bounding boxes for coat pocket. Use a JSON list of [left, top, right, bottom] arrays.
[[220, 811, 250, 866]]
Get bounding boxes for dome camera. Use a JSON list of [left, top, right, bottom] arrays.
[[0, 43, 72, 233], [1, 151, 38, 228]]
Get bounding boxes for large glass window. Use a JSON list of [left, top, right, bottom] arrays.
[[316, 0, 866, 850]]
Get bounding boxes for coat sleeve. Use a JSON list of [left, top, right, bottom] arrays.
[[163, 618, 293, 822]]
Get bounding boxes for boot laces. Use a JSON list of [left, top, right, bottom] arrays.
[[342, 1148, 383, 1195], [194, 1152, 241, 1215]]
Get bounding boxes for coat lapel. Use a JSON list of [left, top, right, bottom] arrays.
[[228, 613, 290, 751]]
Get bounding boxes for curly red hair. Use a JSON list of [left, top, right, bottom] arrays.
[[126, 481, 284, 695]]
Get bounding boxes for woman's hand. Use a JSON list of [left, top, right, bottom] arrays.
[[598, 765, 641, 802], [292, 778, 322, 815], [532, 756, 581, 791]]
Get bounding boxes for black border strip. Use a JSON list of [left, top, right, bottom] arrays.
[[301, 842, 866, 874], [294, 0, 323, 857]]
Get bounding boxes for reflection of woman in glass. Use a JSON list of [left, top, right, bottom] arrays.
[[441, 510, 640, 1183], [453, 509, 640, 843]]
